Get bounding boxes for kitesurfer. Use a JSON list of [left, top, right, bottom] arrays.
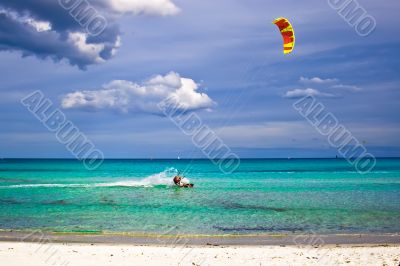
[[173, 175, 194, 188]]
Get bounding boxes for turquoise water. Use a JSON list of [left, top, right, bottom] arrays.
[[0, 158, 399, 235]]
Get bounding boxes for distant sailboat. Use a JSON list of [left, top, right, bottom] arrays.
[[177, 156, 181, 160]]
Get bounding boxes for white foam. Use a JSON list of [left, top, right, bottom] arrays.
[[0, 168, 182, 189]]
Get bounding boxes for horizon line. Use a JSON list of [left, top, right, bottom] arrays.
[[1, 157, 399, 160]]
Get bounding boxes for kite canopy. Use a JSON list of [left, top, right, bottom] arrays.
[[272, 17, 295, 54]]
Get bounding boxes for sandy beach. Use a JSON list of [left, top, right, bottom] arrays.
[[1, 241, 399, 266], [0, 231, 399, 265]]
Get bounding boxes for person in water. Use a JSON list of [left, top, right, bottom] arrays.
[[173, 176, 193, 187], [173, 176, 184, 187]]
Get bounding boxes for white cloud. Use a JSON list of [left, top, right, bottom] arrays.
[[61, 72, 215, 115], [299, 76, 338, 85], [284, 88, 336, 99], [331, 84, 362, 92], [0, 9, 52, 32], [68, 32, 106, 64], [293, 76, 362, 97], [107, 0, 180, 16], [24, 18, 51, 32]]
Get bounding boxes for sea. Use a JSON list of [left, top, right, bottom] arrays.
[[0, 158, 399, 235]]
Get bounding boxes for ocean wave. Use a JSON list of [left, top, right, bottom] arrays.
[[0, 168, 182, 189]]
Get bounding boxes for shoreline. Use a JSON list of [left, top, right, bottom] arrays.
[[1, 230, 399, 246]]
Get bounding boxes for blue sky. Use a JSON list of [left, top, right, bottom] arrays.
[[0, 0, 399, 158]]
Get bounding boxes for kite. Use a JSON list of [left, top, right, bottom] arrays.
[[272, 17, 295, 54]]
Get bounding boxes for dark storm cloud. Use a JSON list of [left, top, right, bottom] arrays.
[[0, 12, 119, 68], [0, 0, 86, 31], [0, 0, 118, 69], [0, 0, 179, 69]]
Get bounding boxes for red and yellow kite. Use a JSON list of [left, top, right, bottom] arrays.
[[272, 17, 295, 54]]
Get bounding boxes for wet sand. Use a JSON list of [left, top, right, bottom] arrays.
[[0, 230, 399, 246]]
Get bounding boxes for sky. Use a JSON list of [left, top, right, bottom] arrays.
[[0, 0, 399, 158]]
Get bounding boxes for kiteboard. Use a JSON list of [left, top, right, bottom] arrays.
[[180, 183, 194, 188]]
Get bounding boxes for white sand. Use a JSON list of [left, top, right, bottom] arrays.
[[0, 242, 399, 266]]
